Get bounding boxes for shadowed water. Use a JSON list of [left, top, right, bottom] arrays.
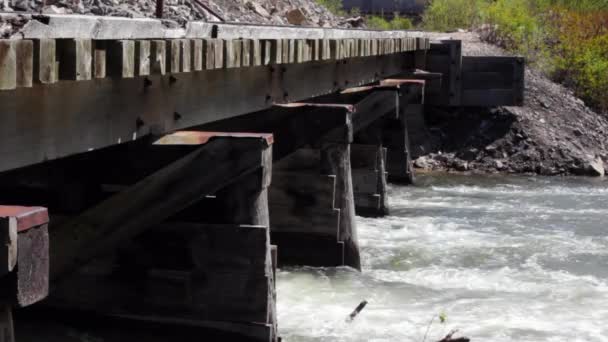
[[277, 174, 608, 342]]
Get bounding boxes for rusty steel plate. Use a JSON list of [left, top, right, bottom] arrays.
[[380, 79, 426, 87], [154, 131, 274, 146], [276, 103, 355, 112], [0, 206, 49, 232]]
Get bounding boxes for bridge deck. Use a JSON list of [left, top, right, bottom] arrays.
[[0, 15, 429, 173]]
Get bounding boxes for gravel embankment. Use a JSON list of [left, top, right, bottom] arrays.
[[1, 0, 359, 38], [412, 31, 608, 176]]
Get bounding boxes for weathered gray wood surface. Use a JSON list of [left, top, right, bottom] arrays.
[[0, 50, 412, 173], [50, 136, 271, 282]]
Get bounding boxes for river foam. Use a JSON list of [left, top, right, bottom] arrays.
[[277, 174, 608, 342]]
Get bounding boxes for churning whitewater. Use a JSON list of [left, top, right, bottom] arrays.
[[277, 174, 608, 342]]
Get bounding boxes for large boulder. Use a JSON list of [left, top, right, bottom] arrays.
[[286, 8, 306, 25]]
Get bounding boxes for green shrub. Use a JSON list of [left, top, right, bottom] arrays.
[[420, 0, 608, 113], [483, 0, 551, 64], [390, 15, 413, 30], [367, 14, 413, 30], [367, 16, 392, 30], [422, 0, 488, 31], [315, 0, 345, 16]]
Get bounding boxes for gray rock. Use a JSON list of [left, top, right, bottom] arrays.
[[452, 159, 469, 171], [246, 1, 269, 17], [414, 156, 430, 169], [286, 8, 306, 25], [587, 157, 605, 177]]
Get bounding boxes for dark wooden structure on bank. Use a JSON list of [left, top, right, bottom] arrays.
[[0, 13, 524, 342]]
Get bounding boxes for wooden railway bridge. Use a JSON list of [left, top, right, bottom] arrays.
[[0, 14, 524, 342]]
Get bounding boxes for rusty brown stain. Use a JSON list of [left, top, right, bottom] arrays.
[[0, 206, 49, 232]]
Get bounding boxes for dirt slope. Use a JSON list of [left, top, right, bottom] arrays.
[[412, 31, 608, 177]]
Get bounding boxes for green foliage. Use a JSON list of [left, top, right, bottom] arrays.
[[367, 14, 413, 30], [315, 0, 345, 16], [367, 16, 392, 30], [422, 0, 488, 31], [420, 0, 608, 113], [390, 15, 414, 30], [483, 0, 551, 64]]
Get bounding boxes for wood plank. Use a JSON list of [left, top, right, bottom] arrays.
[[135, 40, 151, 76], [252, 39, 262, 66], [57, 39, 92, 80], [350, 144, 380, 170], [203, 38, 215, 70], [462, 71, 512, 89], [0, 41, 16, 90], [213, 39, 224, 69], [242, 39, 252, 67], [270, 205, 340, 237], [0, 218, 17, 276], [15, 40, 33, 88], [166, 39, 180, 73], [0, 220, 49, 307], [461, 89, 516, 106], [93, 41, 107, 78], [49, 137, 271, 282], [288, 39, 295, 63], [191, 39, 203, 71], [281, 39, 289, 64], [179, 39, 191, 72], [150, 40, 166, 75], [0, 307, 14, 342], [33, 39, 58, 84], [352, 168, 379, 193], [269, 172, 337, 209], [224, 39, 242, 68], [107, 40, 135, 78], [354, 193, 381, 209]]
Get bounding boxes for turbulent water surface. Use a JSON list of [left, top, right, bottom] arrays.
[[277, 174, 608, 342]]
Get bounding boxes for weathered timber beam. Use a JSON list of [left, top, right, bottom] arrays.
[[12, 14, 427, 40], [0, 52, 412, 173], [0, 206, 49, 307], [0, 205, 49, 342], [198, 104, 353, 160], [49, 134, 272, 282], [308, 85, 399, 132]]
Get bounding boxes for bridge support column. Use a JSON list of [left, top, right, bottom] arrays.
[[351, 144, 389, 217], [269, 143, 360, 270], [41, 132, 277, 342], [0, 206, 49, 342], [378, 79, 426, 184]]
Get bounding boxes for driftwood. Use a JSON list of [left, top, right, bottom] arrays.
[[438, 330, 470, 342], [345, 300, 368, 322]]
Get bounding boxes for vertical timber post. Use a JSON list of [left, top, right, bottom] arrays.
[[320, 143, 360, 269]]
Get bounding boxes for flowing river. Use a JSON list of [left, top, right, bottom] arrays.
[[277, 174, 608, 342]]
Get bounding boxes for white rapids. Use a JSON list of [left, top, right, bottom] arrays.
[[277, 174, 608, 342]]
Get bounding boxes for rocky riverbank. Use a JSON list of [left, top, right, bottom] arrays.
[[1, 0, 356, 38], [411, 31, 608, 177]]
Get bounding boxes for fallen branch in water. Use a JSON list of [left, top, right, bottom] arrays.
[[345, 300, 368, 322], [437, 329, 470, 342]]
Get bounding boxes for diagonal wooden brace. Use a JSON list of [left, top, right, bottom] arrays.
[[50, 132, 273, 283]]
